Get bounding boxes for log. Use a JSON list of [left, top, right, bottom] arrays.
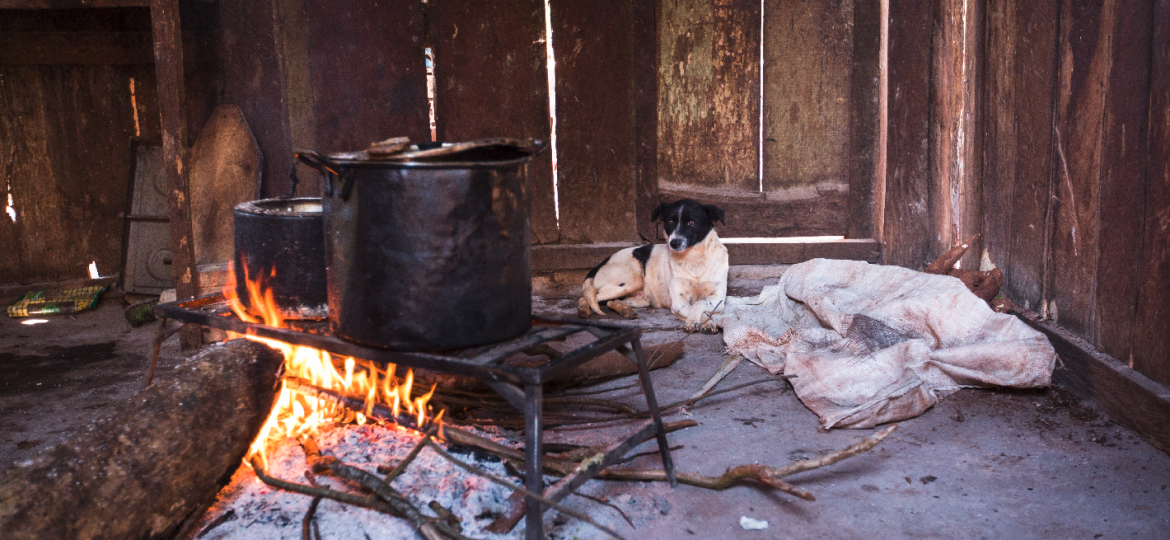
[[0, 339, 285, 540]]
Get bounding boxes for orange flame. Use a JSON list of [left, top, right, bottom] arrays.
[[226, 260, 439, 467]]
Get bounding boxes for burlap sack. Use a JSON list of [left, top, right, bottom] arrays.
[[717, 259, 1056, 429]]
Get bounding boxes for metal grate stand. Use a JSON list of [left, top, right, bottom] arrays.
[[151, 294, 677, 539]]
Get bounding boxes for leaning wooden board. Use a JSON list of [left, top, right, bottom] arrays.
[[188, 104, 262, 267]]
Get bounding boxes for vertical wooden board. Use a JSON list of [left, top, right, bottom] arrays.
[[981, 0, 1059, 311], [273, 0, 319, 197], [881, 0, 933, 268], [1133, 0, 1170, 388], [43, 66, 137, 281], [429, 0, 557, 244], [846, 0, 881, 239], [1048, 0, 1111, 338], [1093, 0, 1154, 363], [218, 0, 290, 198], [930, 0, 984, 268], [658, 0, 760, 191], [633, 0, 660, 242], [552, 0, 638, 244], [305, 0, 429, 153], [0, 65, 136, 284], [0, 66, 58, 284], [763, 0, 853, 191]]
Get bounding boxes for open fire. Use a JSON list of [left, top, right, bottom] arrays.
[[223, 260, 440, 467]]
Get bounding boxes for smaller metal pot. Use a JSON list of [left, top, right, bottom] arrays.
[[232, 198, 327, 320]]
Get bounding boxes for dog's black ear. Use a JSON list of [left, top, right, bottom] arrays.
[[651, 203, 668, 222], [702, 204, 725, 224]]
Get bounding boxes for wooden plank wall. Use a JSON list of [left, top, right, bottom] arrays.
[[657, 0, 760, 193], [657, 0, 881, 240], [1134, 0, 1170, 394], [892, 0, 1169, 388], [0, 6, 217, 285]]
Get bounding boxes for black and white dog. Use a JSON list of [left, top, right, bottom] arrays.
[[579, 199, 729, 334]]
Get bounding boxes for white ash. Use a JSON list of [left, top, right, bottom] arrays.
[[191, 422, 669, 539]]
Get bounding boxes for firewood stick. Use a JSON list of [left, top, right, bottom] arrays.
[[310, 456, 446, 540], [301, 473, 322, 540], [427, 501, 462, 532], [379, 426, 438, 484], [925, 234, 980, 274], [247, 456, 403, 517], [598, 423, 897, 497], [249, 456, 472, 540], [573, 492, 635, 528], [599, 466, 814, 500], [422, 439, 629, 540], [690, 354, 744, 400]]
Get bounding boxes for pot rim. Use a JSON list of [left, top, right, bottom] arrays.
[[234, 197, 323, 217]]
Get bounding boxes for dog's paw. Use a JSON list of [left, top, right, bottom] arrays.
[[700, 320, 720, 334], [606, 300, 637, 319], [577, 297, 592, 319], [683, 322, 698, 334]]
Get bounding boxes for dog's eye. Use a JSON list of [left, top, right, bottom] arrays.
[[687, 220, 695, 226]]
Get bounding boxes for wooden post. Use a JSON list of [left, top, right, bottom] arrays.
[[150, 0, 199, 350]]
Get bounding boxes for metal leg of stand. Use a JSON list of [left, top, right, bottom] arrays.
[[632, 338, 678, 487], [143, 317, 181, 390], [524, 382, 545, 540]]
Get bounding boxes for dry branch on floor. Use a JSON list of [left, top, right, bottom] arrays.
[[487, 424, 898, 533], [0, 339, 285, 540]]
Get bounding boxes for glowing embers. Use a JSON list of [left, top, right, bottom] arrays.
[[225, 260, 439, 467]]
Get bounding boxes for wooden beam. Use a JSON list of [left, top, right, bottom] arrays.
[[1016, 307, 1170, 455], [0, 32, 215, 66], [150, 0, 197, 349], [532, 239, 881, 272], [0, 0, 148, 8], [657, 185, 848, 238]]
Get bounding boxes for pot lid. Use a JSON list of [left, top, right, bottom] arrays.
[[325, 137, 544, 165]]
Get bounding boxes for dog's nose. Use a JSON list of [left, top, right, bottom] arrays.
[[669, 238, 683, 250]]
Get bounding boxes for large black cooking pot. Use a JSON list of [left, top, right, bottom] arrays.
[[295, 138, 544, 351], [232, 198, 328, 320]]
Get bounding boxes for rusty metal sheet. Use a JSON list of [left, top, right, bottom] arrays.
[[551, 0, 638, 244], [658, 0, 760, 191], [762, 0, 853, 192], [429, 0, 557, 244]]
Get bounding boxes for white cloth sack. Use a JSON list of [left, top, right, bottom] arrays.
[[716, 259, 1057, 429]]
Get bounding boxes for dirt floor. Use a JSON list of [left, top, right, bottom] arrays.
[[2, 268, 1169, 539]]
